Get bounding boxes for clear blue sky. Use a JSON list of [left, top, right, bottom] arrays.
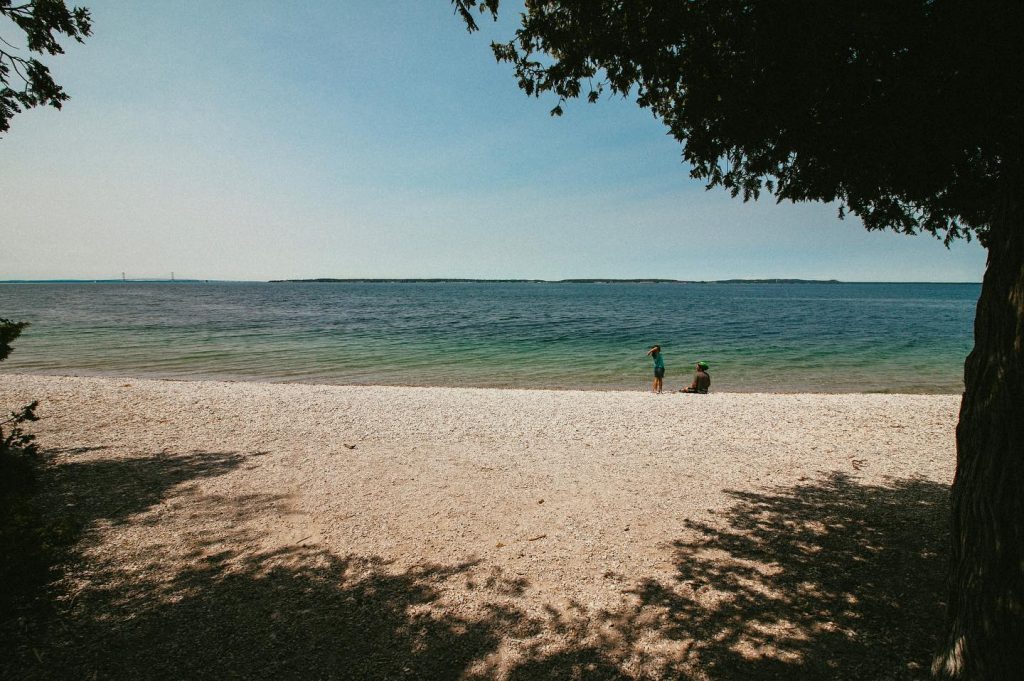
[[1, 1, 986, 282]]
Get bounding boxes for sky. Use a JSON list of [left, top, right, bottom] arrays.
[[1, 1, 986, 282]]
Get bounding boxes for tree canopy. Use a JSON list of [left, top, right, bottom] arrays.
[[457, 0, 1022, 246], [0, 0, 91, 136], [456, 3, 1024, 678]]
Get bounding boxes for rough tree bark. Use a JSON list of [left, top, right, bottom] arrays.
[[934, 188, 1024, 679]]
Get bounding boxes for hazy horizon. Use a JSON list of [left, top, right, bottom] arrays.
[[0, 277, 985, 284]]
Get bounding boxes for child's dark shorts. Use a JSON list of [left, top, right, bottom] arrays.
[[654, 367, 665, 379]]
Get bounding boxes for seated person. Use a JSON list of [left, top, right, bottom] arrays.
[[679, 361, 711, 393]]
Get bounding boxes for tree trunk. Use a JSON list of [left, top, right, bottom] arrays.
[[933, 192, 1024, 679]]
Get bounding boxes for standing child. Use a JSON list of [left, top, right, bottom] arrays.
[[647, 345, 665, 393]]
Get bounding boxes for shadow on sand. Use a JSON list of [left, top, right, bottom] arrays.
[[5, 447, 948, 680], [577, 473, 947, 680]]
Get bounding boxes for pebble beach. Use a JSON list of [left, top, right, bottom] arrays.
[[1, 373, 959, 679]]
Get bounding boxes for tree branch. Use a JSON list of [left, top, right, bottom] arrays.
[[0, 48, 31, 86], [0, 34, 22, 50]]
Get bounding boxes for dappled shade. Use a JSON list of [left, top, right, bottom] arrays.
[[501, 474, 947, 679], [637, 474, 946, 678], [5, 449, 947, 679]]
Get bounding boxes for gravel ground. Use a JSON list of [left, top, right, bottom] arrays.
[[1, 374, 958, 680]]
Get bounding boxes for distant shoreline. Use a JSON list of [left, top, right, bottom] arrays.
[[267, 278, 844, 284], [1, 278, 982, 285]]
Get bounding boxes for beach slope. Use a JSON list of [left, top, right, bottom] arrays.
[[1, 374, 957, 679]]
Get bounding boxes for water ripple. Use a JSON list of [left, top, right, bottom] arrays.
[[0, 282, 977, 393]]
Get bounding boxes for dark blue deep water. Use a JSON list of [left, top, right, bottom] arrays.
[[0, 282, 978, 393]]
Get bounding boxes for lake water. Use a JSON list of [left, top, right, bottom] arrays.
[[0, 282, 978, 393]]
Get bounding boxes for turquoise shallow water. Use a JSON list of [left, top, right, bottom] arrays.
[[0, 282, 978, 393]]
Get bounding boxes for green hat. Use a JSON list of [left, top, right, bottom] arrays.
[[697, 361, 709, 370]]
